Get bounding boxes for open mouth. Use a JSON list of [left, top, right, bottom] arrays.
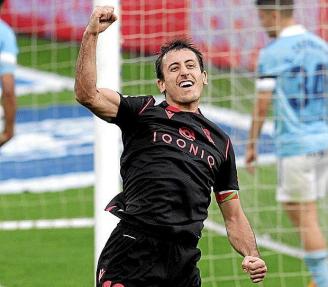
[[179, 80, 194, 88]]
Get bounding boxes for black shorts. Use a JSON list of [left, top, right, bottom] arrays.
[[96, 221, 201, 287]]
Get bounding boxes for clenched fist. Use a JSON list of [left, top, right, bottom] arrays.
[[242, 256, 267, 283], [86, 6, 118, 35]]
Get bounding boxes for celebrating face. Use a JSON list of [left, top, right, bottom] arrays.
[[157, 48, 208, 111]]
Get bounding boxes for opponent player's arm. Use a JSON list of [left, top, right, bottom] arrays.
[[0, 73, 16, 147], [75, 6, 120, 121], [219, 198, 267, 283], [245, 90, 272, 173]]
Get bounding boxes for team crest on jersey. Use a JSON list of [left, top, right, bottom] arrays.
[[179, 127, 196, 141], [202, 127, 215, 145]]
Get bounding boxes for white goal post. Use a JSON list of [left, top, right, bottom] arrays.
[[94, 0, 121, 267]]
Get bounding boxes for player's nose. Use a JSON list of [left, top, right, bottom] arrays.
[[180, 65, 189, 76]]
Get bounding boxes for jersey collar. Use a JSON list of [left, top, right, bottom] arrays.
[[279, 25, 307, 38]]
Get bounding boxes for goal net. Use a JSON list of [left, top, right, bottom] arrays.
[[0, 0, 327, 286]]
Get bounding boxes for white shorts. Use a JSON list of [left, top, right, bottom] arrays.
[[277, 151, 328, 202]]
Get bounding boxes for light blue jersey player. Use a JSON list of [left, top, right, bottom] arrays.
[[246, 1, 328, 287], [257, 25, 328, 157], [0, 0, 18, 147]]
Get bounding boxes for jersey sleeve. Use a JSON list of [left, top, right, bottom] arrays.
[[0, 25, 18, 75], [112, 94, 155, 130], [214, 138, 239, 203], [256, 48, 277, 92]]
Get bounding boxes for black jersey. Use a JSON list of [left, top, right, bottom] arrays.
[[105, 95, 239, 240]]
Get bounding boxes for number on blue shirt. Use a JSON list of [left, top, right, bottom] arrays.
[[287, 63, 328, 109]]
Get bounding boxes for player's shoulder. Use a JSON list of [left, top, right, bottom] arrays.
[[280, 31, 328, 51], [305, 31, 328, 49], [258, 40, 279, 63], [0, 20, 16, 39], [120, 94, 156, 114], [262, 35, 282, 50], [0, 20, 17, 54], [123, 94, 155, 103]]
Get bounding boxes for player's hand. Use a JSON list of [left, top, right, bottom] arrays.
[[0, 130, 14, 147], [86, 6, 118, 35], [242, 256, 267, 283], [245, 144, 257, 174]]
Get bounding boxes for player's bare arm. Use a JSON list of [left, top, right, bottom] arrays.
[[219, 198, 267, 283], [245, 90, 272, 173], [75, 6, 120, 121], [0, 73, 16, 147]]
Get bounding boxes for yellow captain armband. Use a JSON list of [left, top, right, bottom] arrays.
[[215, 190, 239, 204]]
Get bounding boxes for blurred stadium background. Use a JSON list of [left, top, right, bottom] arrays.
[[0, 0, 327, 286]]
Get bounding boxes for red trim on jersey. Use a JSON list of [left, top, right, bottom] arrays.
[[225, 138, 230, 160], [215, 190, 239, 204], [166, 104, 201, 114], [138, 98, 155, 115], [166, 105, 181, 113], [105, 205, 117, 212]]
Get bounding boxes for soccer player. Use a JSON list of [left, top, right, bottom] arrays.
[[76, 6, 267, 287], [0, 0, 17, 147], [246, 1, 328, 286]]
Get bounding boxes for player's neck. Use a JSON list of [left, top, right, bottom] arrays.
[[277, 18, 296, 36]]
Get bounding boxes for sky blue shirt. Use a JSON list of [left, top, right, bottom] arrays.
[[0, 19, 18, 76], [256, 25, 328, 157]]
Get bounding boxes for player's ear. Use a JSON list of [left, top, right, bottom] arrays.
[[202, 71, 208, 85], [157, 79, 166, 94]]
